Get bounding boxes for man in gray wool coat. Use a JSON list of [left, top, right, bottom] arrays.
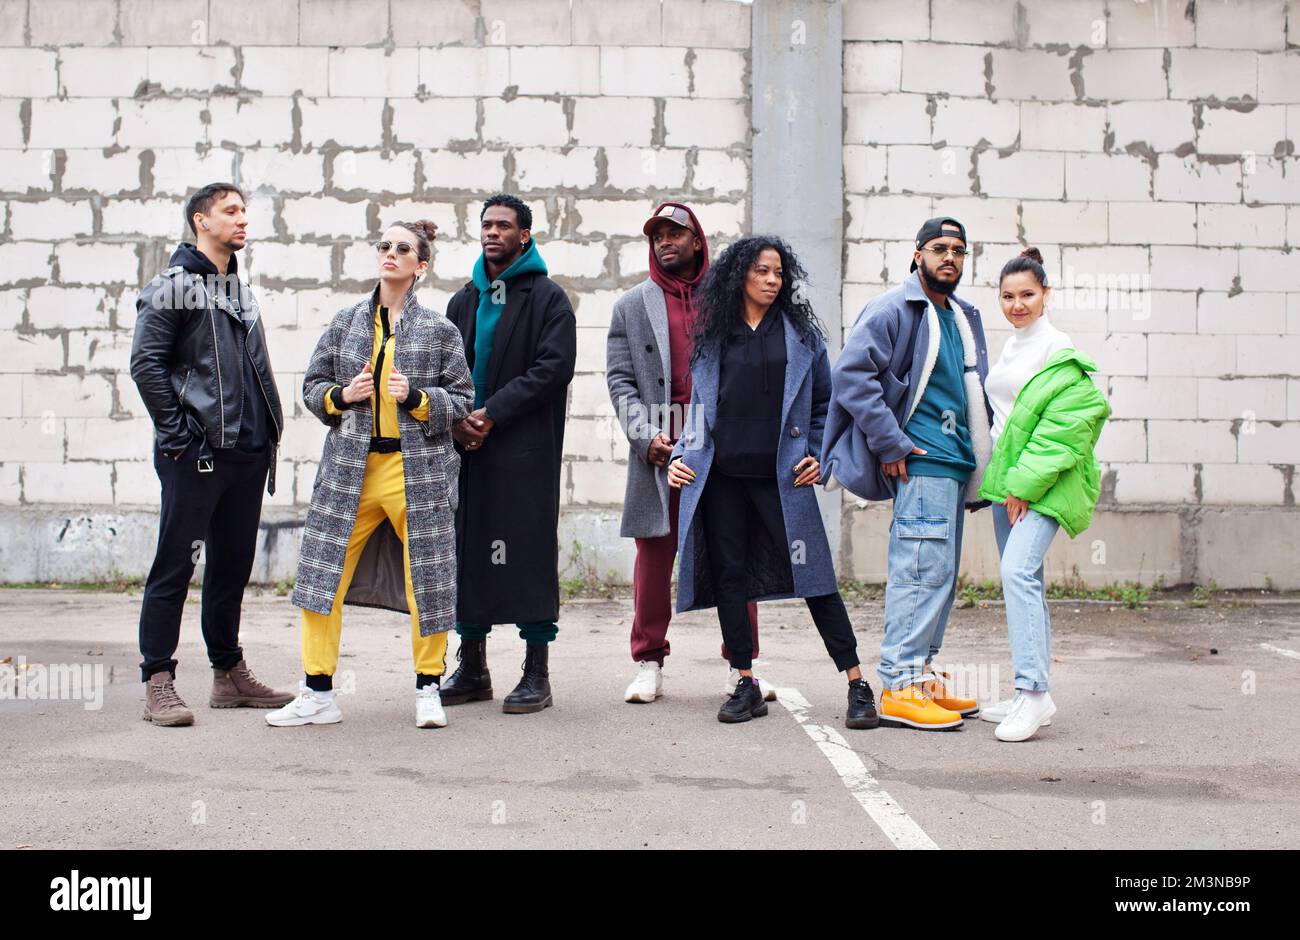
[[605, 202, 767, 706]]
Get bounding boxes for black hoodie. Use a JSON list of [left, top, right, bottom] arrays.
[[712, 305, 787, 478], [170, 244, 271, 457]]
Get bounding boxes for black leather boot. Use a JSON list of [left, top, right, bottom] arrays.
[[502, 644, 553, 714], [440, 638, 492, 706]]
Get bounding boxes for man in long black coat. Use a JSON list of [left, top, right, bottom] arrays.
[[441, 193, 577, 715]]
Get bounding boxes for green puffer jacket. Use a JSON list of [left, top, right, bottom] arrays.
[[978, 348, 1109, 538]]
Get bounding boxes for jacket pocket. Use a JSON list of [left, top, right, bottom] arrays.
[[441, 446, 460, 487], [184, 411, 206, 444], [882, 370, 910, 410], [177, 366, 193, 406], [892, 517, 951, 587], [437, 448, 459, 512]]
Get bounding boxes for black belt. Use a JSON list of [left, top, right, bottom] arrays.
[[369, 437, 401, 453]]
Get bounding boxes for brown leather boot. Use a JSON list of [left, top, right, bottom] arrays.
[[210, 659, 295, 708], [143, 671, 194, 726]]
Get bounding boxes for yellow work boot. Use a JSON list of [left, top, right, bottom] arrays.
[[879, 684, 964, 731], [923, 670, 980, 717]]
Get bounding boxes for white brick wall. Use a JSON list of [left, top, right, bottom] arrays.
[[1083, 49, 1166, 101], [841, 2, 1297, 518], [1, 0, 1295, 557], [0, 0, 753, 520]]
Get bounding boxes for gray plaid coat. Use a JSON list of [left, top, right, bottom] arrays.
[[292, 285, 474, 637]]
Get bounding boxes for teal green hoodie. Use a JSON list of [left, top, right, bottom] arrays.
[[471, 239, 548, 409]]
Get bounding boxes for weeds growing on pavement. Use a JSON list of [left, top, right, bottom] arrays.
[[1190, 580, 1219, 609], [837, 579, 885, 603], [5, 571, 144, 593], [0, 570, 1278, 612], [560, 540, 620, 600]]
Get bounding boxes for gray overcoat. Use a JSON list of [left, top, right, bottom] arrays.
[[605, 279, 676, 539], [670, 314, 839, 612], [292, 285, 474, 636]]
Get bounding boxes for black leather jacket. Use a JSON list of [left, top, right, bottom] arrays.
[[130, 245, 283, 492]]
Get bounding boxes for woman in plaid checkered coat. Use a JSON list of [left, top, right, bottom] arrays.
[[271, 219, 475, 730]]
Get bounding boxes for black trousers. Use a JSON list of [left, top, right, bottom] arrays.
[[699, 471, 859, 672], [137, 444, 267, 681]]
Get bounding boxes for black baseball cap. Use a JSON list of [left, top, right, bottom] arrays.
[[910, 216, 967, 271]]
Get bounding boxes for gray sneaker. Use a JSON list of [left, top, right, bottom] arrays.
[[143, 671, 194, 727]]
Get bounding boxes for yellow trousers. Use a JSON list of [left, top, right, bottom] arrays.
[[301, 451, 448, 680]]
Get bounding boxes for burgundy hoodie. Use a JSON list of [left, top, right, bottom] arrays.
[[646, 202, 709, 438]]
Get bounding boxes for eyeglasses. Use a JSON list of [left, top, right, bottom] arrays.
[[923, 245, 968, 259], [374, 241, 415, 255]]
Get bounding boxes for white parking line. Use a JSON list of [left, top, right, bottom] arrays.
[[776, 687, 939, 850], [1259, 643, 1300, 661]]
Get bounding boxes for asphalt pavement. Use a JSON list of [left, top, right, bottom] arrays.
[[2, 588, 1297, 850]]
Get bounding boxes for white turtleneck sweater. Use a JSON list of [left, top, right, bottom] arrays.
[[985, 315, 1073, 441]]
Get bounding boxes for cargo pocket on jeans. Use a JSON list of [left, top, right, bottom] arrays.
[[894, 517, 950, 586]]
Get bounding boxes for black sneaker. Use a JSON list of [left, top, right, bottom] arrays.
[[845, 678, 880, 730], [717, 675, 768, 724]]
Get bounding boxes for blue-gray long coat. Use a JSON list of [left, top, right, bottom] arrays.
[[670, 314, 838, 613]]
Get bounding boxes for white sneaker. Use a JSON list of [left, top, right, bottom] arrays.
[[624, 661, 663, 703], [725, 667, 777, 702], [265, 682, 342, 727], [994, 691, 1056, 742], [416, 685, 447, 728], [980, 693, 1052, 725]]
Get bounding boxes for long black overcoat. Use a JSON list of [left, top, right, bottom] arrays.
[[445, 271, 577, 625]]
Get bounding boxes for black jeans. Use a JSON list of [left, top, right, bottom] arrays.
[[137, 443, 267, 681], [699, 471, 859, 672]]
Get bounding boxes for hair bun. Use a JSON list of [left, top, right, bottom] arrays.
[[409, 219, 438, 241], [1020, 246, 1044, 264]]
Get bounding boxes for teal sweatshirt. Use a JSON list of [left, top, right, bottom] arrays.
[[470, 239, 548, 409], [905, 301, 976, 482]]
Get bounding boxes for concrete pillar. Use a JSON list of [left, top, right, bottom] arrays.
[[751, 0, 845, 562]]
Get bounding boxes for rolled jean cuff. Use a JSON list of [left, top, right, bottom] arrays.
[[1015, 681, 1050, 692], [885, 671, 924, 691], [210, 650, 244, 673], [728, 656, 753, 671], [141, 660, 179, 683]]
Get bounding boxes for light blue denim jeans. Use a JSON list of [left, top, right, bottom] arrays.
[[878, 474, 966, 691], [991, 502, 1060, 692]]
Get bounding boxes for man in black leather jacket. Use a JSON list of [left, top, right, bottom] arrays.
[[129, 182, 293, 726]]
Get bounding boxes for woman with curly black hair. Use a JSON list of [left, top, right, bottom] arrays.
[[667, 236, 879, 728]]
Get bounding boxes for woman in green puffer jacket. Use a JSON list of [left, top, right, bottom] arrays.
[[976, 247, 1109, 743]]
